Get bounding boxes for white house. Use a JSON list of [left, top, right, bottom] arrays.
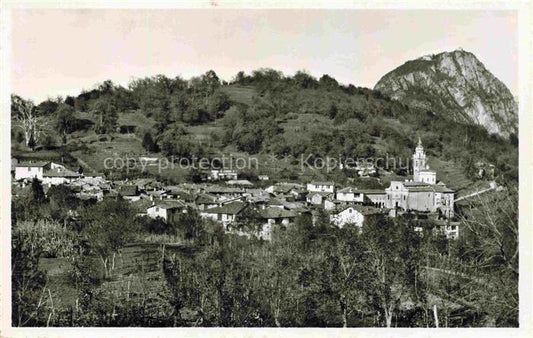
[[209, 169, 238, 181], [330, 205, 366, 228], [15, 161, 51, 181], [307, 181, 335, 193], [329, 205, 385, 228], [42, 167, 80, 186], [256, 207, 299, 240], [119, 185, 141, 201], [146, 200, 187, 223], [200, 201, 248, 229], [336, 187, 364, 203], [227, 179, 253, 186], [307, 192, 333, 206]]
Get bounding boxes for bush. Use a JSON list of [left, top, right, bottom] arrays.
[[14, 220, 77, 258]]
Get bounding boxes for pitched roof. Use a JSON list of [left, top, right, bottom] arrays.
[[119, 185, 139, 196], [309, 181, 334, 186], [258, 207, 299, 219], [150, 200, 187, 210], [406, 186, 435, 192], [403, 181, 431, 187], [432, 185, 455, 193], [205, 186, 244, 194], [16, 161, 50, 168], [84, 172, 104, 177], [337, 187, 361, 194], [195, 193, 219, 204], [333, 204, 387, 216], [203, 201, 247, 215], [227, 180, 253, 186], [360, 189, 386, 195], [309, 191, 333, 197], [43, 168, 80, 178]]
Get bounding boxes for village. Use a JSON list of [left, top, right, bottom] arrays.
[[12, 138, 459, 240]]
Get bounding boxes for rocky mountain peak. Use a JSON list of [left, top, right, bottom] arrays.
[[374, 49, 517, 136]]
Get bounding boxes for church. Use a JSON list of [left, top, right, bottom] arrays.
[[385, 138, 455, 219]]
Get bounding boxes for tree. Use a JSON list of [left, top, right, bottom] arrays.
[[47, 185, 79, 223], [328, 104, 338, 119], [175, 208, 204, 241], [319, 74, 339, 90], [12, 95, 48, 150], [92, 97, 118, 134], [323, 227, 366, 327], [12, 227, 48, 326], [36, 98, 59, 115], [55, 104, 76, 140], [28, 178, 47, 206], [81, 197, 136, 279], [361, 215, 423, 327], [233, 71, 248, 85], [456, 188, 518, 326], [142, 132, 159, 153], [293, 70, 318, 89]]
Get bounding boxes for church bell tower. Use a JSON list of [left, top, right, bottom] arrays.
[[412, 137, 426, 182]]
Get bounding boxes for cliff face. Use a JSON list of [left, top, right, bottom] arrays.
[[374, 49, 517, 136]]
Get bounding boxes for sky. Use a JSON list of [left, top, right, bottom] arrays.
[[10, 9, 518, 103]]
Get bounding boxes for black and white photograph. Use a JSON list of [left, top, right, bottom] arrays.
[[1, 1, 531, 335]]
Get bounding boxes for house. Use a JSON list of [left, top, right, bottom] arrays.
[[195, 193, 220, 210], [355, 162, 377, 177], [307, 181, 335, 193], [324, 198, 342, 211], [166, 187, 196, 202], [42, 167, 80, 186], [146, 200, 187, 223], [81, 172, 105, 185], [307, 191, 333, 206], [204, 186, 244, 196], [133, 178, 157, 192], [145, 190, 170, 201], [15, 161, 51, 180], [209, 169, 238, 181], [255, 207, 300, 240], [336, 187, 364, 203], [265, 183, 304, 195], [329, 205, 385, 228], [119, 184, 141, 201], [442, 222, 460, 239], [200, 201, 248, 229], [227, 179, 253, 186]]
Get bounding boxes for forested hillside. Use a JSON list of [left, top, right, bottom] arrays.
[[11, 69, 518, 189]]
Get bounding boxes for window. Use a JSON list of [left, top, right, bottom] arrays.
[[349, 209, 352, 213], [155, 207, 159, 212], [29, 167, 32, 172]]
